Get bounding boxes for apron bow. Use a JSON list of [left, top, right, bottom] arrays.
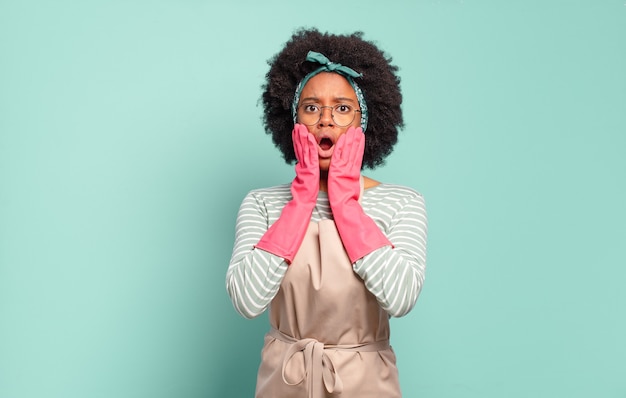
[[281, 337, 343, 398]]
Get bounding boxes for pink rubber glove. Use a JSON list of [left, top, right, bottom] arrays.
[[328, 127, 393, 263], [255, 124, 319, 264]]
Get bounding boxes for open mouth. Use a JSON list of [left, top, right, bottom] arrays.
[[319, 137, 333, 151]]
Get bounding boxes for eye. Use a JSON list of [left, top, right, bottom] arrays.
[[335, 104, 353, 114], [302, 104, 319, 113]]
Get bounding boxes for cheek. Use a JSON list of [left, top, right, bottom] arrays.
[[337, 126, 352, 139]]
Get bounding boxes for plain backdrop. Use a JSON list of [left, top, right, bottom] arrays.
[[1, 1, 625, 397]]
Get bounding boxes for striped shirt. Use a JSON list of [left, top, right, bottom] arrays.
[[226, 182, 428, 319]]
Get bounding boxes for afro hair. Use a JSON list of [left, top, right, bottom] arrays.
[[261, 28, 404, 169]]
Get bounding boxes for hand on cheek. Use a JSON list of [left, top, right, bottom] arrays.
[[292, 123, 320, 203], [328, 127, 393, 263], [329, 127, 365, 202], [254, 124, 320, 264]]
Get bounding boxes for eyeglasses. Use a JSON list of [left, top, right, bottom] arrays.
[[297, 103, 362, 127]]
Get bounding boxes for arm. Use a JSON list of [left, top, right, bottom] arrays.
[[328, 127, 393, 263], [328, 128, 427, 317], [226, 124, 319, 319], [226, 189, 290, 319], [353, 190, 428, 317]]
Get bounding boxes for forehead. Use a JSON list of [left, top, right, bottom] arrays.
[[299, 72, 357, 101]]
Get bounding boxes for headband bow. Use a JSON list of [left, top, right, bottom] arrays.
[[304, 51, 363, 78], [292, 51, 369, 131]]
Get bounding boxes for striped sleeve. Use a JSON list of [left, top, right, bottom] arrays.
[[353, 186, 428, 317], [225, 186, 290, 319]]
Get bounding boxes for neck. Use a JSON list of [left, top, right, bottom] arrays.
[[319, 172, 373, 192], [319, 171, 328, 192]]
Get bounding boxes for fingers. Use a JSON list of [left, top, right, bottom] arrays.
[[334, 133, 346, 161], [292, 125, 304, 164], [331, 127, 365, 170], [293, 124, 308, 164], [347, 127, 365, 169], [293, 124, 318, 170], [305, 131, 319, 168]]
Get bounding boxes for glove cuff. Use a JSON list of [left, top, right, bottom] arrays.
[[332, 201, 393, 263], [255, 201, 313, 264]]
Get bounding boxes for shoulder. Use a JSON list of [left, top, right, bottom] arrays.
[[247, 183, 291, 197], [364, 183, 425, 204], [242, 183, 292, 206], [361, 183, 427, 229], [236, 184, 292, 219], [361, 183, 426, 220]]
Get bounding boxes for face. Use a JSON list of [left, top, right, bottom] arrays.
[[296, 72, 361, 172]]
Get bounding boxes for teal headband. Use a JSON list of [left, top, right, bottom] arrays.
[[292, 51, 369, 132]]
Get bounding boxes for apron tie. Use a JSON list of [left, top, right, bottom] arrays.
[[269, 328, 390, 398]]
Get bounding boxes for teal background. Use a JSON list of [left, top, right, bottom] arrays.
[[1, 0, 624, 397]]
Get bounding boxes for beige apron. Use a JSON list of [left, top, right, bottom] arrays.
[[255, 215, 402, 397]]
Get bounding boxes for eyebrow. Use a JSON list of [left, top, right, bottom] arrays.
[[299, 96, 358, 104]]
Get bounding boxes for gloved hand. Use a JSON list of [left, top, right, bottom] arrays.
[[328, 127, 393, 263], [255, 124, 319, 264]]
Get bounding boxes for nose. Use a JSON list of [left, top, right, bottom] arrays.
[[318, 106, 334, 126]]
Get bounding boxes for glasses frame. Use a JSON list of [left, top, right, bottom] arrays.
[[296, 104, 362, 127]]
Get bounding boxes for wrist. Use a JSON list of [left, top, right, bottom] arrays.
[[287, 195, 317, 211]]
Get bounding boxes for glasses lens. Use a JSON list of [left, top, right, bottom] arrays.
[[297, 104, 320, 126], [332, 104, 356, 126], [297, 104, 357, 126]]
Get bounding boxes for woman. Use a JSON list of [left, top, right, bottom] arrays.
[[226, 28, 428, 398]]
